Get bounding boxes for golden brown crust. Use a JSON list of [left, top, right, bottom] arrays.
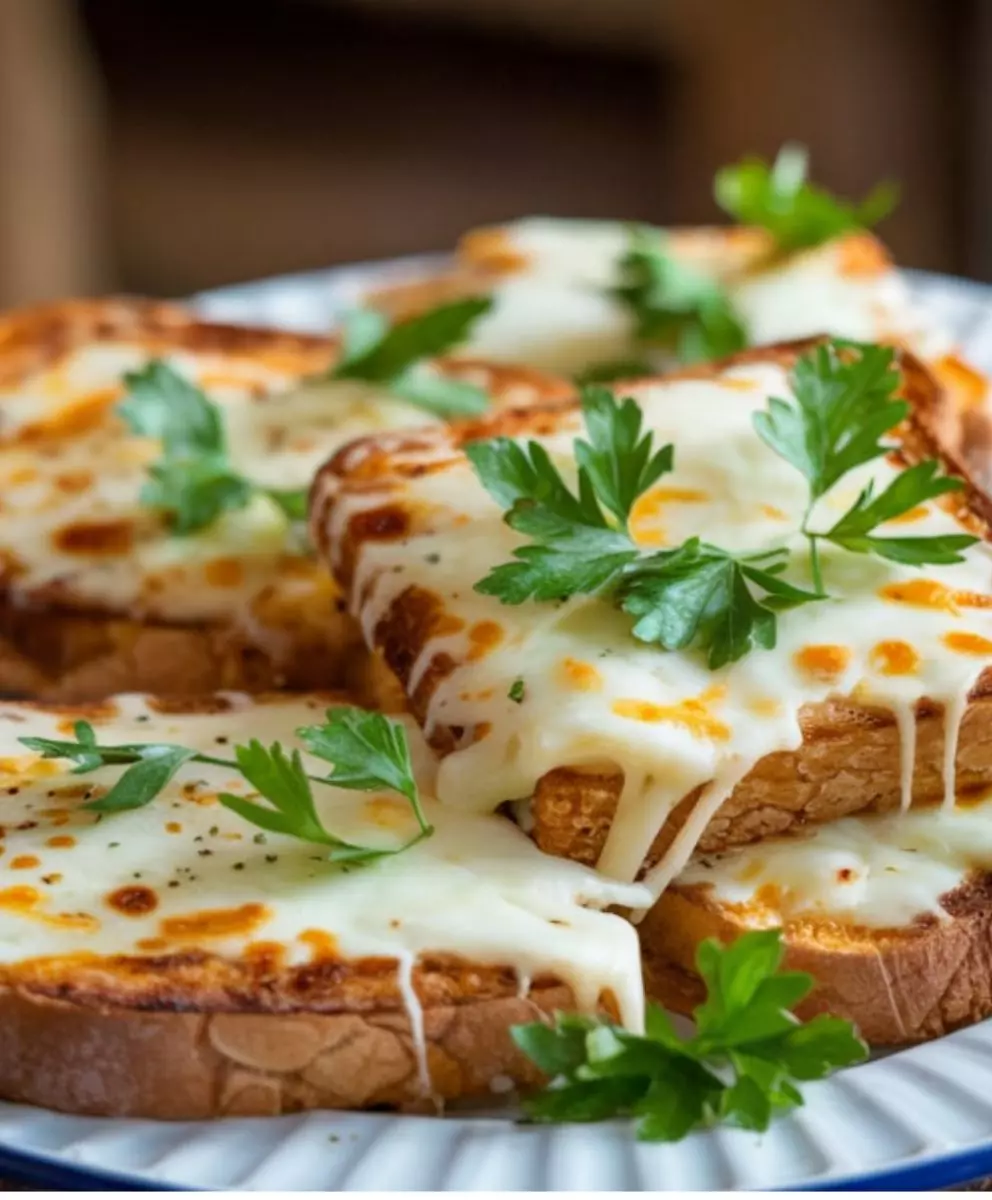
[[640, 872, 992, 1045], [0, 976, 568, 1118], [0, 299, 568, 702], [0, 593, 365, 703], [313, 340, 992, 866]]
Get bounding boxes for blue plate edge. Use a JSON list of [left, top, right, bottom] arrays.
[[1, 260, 989, 1192]]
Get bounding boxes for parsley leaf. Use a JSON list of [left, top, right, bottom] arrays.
[[512, 929, 867, 1141], [715, 143, 899, 253], [388, 368, 491, 418], [20, 709, 433, 858], [297, 705, 431, 838], [22, 720, 203, 814], [328, 297, 495, 418], [119, 361, 309, 535], [619, 542, 821, 670], [822, 462, 976, 565], [333, 297, 493, 382], [141, 458, 255, 536], [754, 340, 978, 589], [613, 226, 748, 364], [574, 358, 654, 386], [753, 341, 905, 501], [218, 741, 398, 863], [508, 678, 526, 703], [468, 387, 669, 605], [119, 360, 224, 455], [576, 386, 675, 528]]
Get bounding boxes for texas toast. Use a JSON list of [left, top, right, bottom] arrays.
[[641, 797, 992, 1045], [0, 298, 567, 702], [312, 340, 992, 901], [0, 691, 645, 1117], [368, 217, 989, 468]]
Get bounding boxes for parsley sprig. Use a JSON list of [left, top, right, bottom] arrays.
[[326, 297, 495, 417], [715, 143, 898, 254], [613, 227, 748, 365], [119, 362, 308, 534], [468, 385, 820, 668], [513, 929, 866, 1141], [20, 706, 432, 864], [754, 341, 976, 591], [471, 343, 976, 668]]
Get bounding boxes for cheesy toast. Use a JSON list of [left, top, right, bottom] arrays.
[[641, 797, 992, 1045], [0, 691, 645, 1118], [0, 299, 567, 702], [370, 217, 989, 470], [312, 341, 992, 909]]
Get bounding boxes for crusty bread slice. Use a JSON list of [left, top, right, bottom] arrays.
[[0, 690, 644, 1118], [311, 340, 992, 883], [639, 805, 992, 1046], [0, 298, 568, 703]]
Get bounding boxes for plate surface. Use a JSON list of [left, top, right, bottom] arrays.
[[2, 262, 992, 1191]]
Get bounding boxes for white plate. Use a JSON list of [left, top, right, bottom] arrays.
[[3, 262, 992, 1191]]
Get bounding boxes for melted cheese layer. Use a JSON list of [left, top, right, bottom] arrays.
[[0, 340, 466, 626], [679, 793, 992, 929], [447, 217, 950, 374], [0, 696, 647, 1039], [334, 361, 992, 901]]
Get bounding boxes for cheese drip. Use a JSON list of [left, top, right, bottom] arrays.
[[443, 217, 951, 374], [679, 791, 992, 929], [0, 695, 648, 1092], [336, 361, 992, 903]]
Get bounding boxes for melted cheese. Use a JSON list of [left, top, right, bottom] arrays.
[[679, 793, 992, 929], [0, 341, 473, 628], [444, 217, 950, 374], [0, 695, 648, 1084], [329, 361, 992, 904]]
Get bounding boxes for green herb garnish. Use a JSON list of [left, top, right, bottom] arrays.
[[327, 297, 495, 418], [468, 385, 819, 668], [508, 678, 526, 703], [21, 706, 432, 862], [715, 143, 898, 253], [753, 340, 976, 591], [574, 358, 654, 386], [613, 226, 748, 365], [512, 929, 867, 1141], [119, 361, 307, 534], [470, 342, 975, 668]]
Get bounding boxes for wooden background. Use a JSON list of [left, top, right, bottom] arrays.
[[0, 0, 985, 305]]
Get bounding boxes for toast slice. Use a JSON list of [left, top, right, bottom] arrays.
[[0, 299, 568, 702], [0, 691, 645, 1118], [370, 217, 948, 363], [370, 217, 988, 470], [640, 796, 992, 1045], [312, 340, 992, 903]]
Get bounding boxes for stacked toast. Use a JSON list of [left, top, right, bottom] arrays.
[[3, 151, 992, 1121]]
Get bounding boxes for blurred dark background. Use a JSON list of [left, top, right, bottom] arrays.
[[0, 0, 985, 308]]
